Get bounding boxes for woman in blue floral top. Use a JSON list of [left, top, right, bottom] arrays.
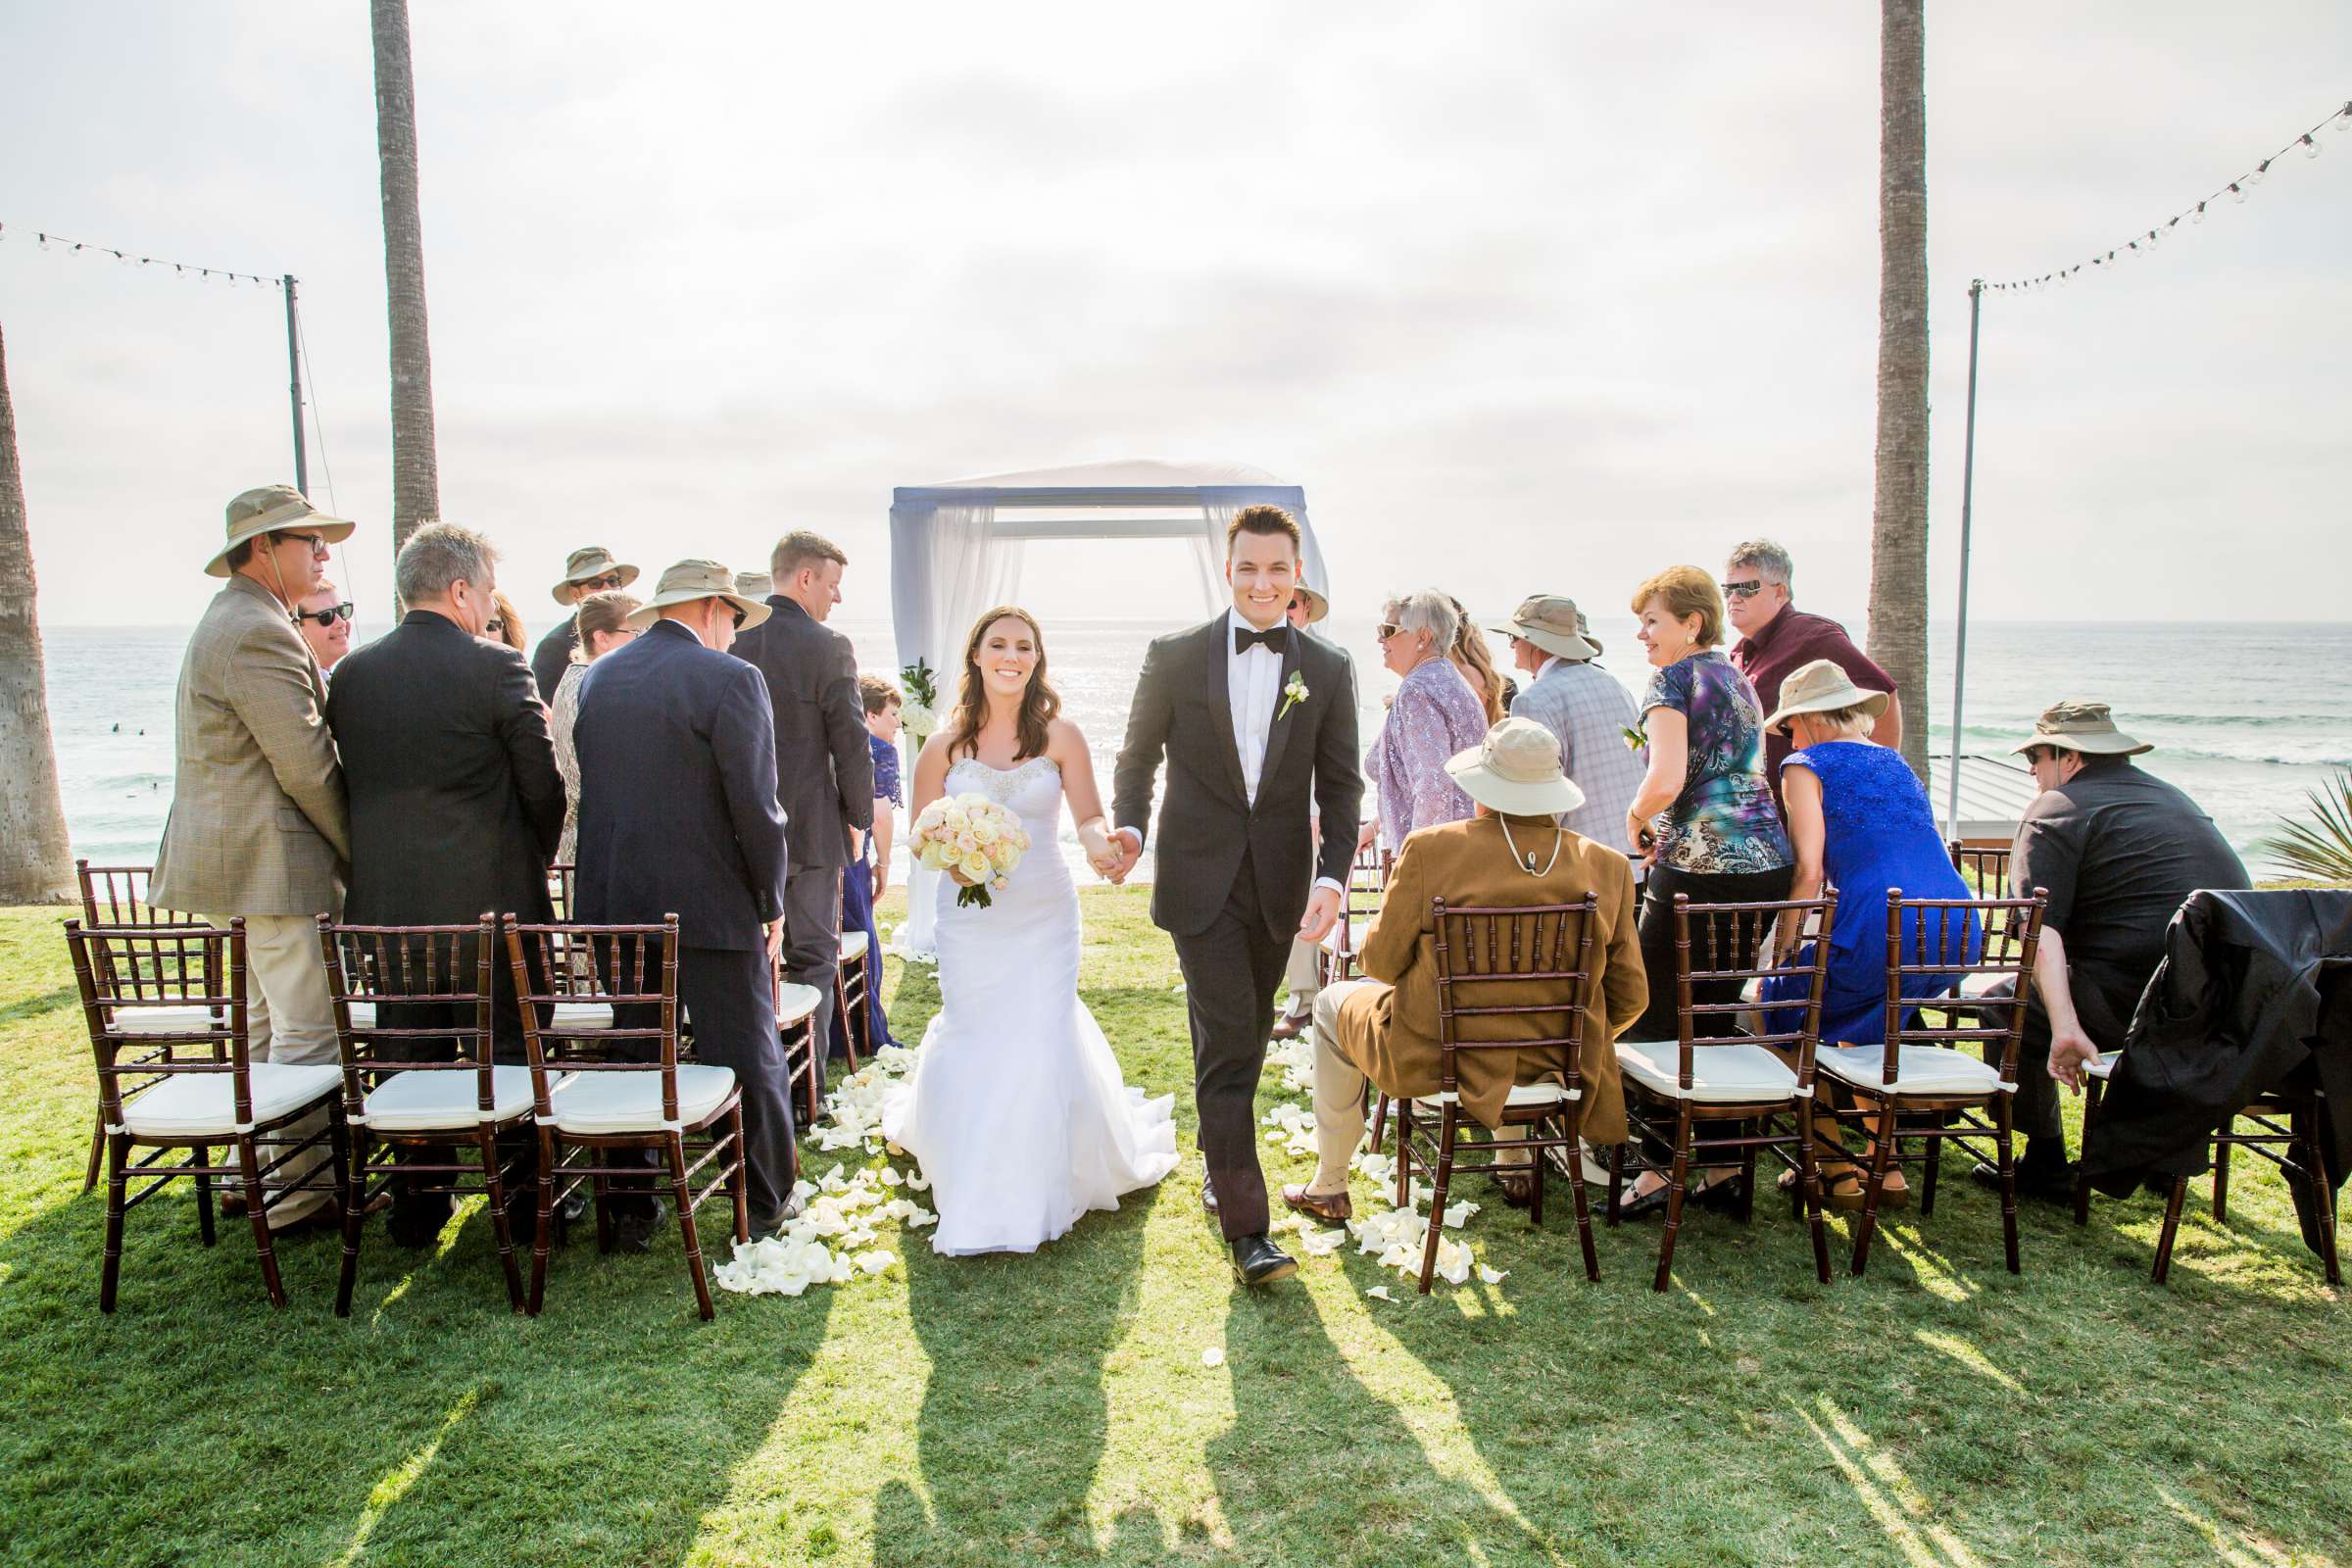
[[1624, 565, 1793, 1042], [833, 675, 905, 1055]]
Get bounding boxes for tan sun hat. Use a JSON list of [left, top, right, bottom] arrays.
[[735, 569, 774, 600], [2011, 700, 2152, 758], [1761, 658, 1890, 735], [1486, 594, 1601, 662], [204, 485, 356, 577], [1292, 582, 1330, 624], [625, 560, 772, 632], [1445, 716, 1588, 817], [550, 545, 641, 606]]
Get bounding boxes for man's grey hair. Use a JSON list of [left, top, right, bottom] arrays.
[[1383, 589, 1459, 651], [394, 522, 499, 605], [1726, 538, 1793, 587]]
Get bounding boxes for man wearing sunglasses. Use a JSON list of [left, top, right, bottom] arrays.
[[294, 582, 356, 675], [532, 546, 640, 704], [1722, 538, 1900, 806], [151, 485, 359, 1233]]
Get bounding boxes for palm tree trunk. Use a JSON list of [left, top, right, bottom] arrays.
[[1868, 0, 1932, 778], [372, 0, 440, 611], [0, 324, 78, 904]]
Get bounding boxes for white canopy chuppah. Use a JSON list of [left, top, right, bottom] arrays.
[[887, 458, 1330, 956]]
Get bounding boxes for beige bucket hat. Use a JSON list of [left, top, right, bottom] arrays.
[[625, 560, 772, 632], [204, 485, 355, 577], [1292, 582, 1330, 624], [1761, 657, 1890, 735], [735, 570, 775, 600], [1486, 594, 1601, 662], [2011, 700, 2152, 758], [550, 546, 641, 606], [1446, 716, 1588, 817]]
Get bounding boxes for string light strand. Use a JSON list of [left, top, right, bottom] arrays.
[[0, 221, 284, 288], [1983, 99, 2349, 293]]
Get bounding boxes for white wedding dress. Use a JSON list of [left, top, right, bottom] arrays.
[[881, 756, 1179, 1255]]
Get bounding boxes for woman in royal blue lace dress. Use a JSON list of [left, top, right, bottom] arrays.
[[1758, 659, 1977, 1048]]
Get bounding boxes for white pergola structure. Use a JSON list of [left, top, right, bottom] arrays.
[[886, 458, 1328, 956]]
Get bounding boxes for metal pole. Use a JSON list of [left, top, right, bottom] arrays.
[[282, 273, 308, 496], [1945, 278, 1984, 841]]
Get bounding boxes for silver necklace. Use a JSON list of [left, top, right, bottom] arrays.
[[1497, 816, 1563, 877]]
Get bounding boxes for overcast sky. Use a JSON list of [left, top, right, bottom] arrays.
[[3, 2, 2346, 630]]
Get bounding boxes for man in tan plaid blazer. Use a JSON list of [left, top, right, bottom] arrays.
[[151, 486, 357, 1227]]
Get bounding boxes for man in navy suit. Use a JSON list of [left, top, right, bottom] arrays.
[[572, 560, 796, 1247]]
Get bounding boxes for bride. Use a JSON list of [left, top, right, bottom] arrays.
[[882, 606, 1179, 1254]]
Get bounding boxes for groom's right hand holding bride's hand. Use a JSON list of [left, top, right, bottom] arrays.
[[1092, 825, 1143, 885]]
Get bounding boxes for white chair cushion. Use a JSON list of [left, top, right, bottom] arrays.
[[1817, 1044, 2009, 1097], [1415, 1081, 1574, 1109], [363, 1065, 541, 1132], [549, 1002, 613, 1031], [1616, 1039, 1799, 1103], [113, 1005, 224, 1037], [775, 983, 821, 1028], [840, 929, 870, 963], [1320, 918, 1369, 956], [2085, 1051, 2120, 1080], [344, 1000, 375, 1030], [1955, 970, 2013, 1003], [120, 1063, 342, 1138], [548, 1063, 736, 1135]]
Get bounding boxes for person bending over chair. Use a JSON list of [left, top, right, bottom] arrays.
[[1292, 718, 1645, 1220]]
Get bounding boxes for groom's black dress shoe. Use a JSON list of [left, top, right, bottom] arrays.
[[1200, 1177, 1219, 1217], [1231, 1235, 1298, 1287]]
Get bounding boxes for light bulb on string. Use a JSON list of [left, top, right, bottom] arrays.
[[2302, 134, 2321, 160], [2191, 201, 2207, 224], [2229, 181, 2247, 203], [2249, 160, 2270, 185]]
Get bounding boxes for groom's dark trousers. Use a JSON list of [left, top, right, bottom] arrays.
[[1176, 851, 1296, 1241]]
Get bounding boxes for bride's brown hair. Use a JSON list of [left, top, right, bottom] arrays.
[[944, 606, 1061, 763]]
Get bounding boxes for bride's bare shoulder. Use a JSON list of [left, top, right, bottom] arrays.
[[1045, 716, 1090, 755]]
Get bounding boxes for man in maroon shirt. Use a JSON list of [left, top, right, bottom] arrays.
[[1723, 539, 1902, 804]]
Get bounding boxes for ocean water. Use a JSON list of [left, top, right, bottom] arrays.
[[37, 616, 2349, 877]]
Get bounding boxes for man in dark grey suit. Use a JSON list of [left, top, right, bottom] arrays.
[[574, 560, 796, 1247], [326, 522, 565, 1244], [1110, 506, 1362, 1286], [729, 530, 873, 1078]]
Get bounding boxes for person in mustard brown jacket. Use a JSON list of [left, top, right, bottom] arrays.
[[1287, 717, 1644, 1220]]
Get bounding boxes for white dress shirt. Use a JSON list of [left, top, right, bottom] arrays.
[[1120, 609, 1342, 897]]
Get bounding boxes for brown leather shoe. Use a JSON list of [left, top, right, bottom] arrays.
[[1270, 1009, 1310, 1041], [1280, 1184, 1352, 1223]]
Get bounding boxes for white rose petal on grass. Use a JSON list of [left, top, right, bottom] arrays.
[[1442, 1200, 1478, 1229], [1200, 1347, 1226, 1368], [1365, 1286, 1396, 1302], [1478, 1265, 1509, 1285], [1298, 1226, 1347, 1257]]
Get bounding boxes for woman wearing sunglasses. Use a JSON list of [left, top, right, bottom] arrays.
[[294, 581, 356, 674]]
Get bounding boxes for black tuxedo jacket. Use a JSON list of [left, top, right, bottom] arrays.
[[729, 596, 873, 868], [326, 610, 564, 927], [572, 619, 789, 952], [1112, 615, 1362, 940]]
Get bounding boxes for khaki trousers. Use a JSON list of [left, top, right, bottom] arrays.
[[1281, 935, 1322, 1015], [200, 910, 338, 1221]]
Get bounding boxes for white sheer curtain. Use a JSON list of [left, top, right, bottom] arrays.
[[888, 501, 1021, 959]]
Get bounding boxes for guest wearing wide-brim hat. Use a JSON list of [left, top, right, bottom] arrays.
[[1287, 582, 1330, 627], [736, 569, 774, 602], [153, 485, 359, 1231], [1284, 717, 1645, 1223], [532, 547, 642, 703], [1487, 593, 1645, 850], [1993, 699, 2247, 1204]]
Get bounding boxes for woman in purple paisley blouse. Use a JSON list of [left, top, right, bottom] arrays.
[[1361, 590, 1490, 854]]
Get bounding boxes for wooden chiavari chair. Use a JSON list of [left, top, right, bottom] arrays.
[[1815, 889, 2047, 1277], [506, 917, 748, 1320], [74, 860, 180, 1192], [67, 918, 348, 1310], [1328, 847, 1402, 1150], [778, 974, 825, 1124], [546, 863, 577, 923], [1393, 894, 1601, 1293], [319, 914, 542, 1315], [1609, 892, 1838, 1290], [835, 929, 871, 1069]]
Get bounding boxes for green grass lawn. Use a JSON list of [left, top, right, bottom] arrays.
[[1, 892, 2344, 1567]]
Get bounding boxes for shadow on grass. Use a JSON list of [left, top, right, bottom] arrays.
[[871, 1198, 1150, 1566], [0, 983, 77, 1028], [0, 1173, 834, 1566]]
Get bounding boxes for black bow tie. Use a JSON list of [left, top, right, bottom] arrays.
[[1234, 623, 1285, 656]]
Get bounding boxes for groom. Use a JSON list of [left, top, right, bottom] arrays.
[[1108, 505, 1362, 1286]]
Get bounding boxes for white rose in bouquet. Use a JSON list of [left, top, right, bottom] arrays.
[[910, 792, 1029, 908]]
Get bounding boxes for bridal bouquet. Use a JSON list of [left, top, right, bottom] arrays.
[[911, 793, 1031, 908]]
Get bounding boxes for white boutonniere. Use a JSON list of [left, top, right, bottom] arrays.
[[1278, 671, 1309, 720]]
